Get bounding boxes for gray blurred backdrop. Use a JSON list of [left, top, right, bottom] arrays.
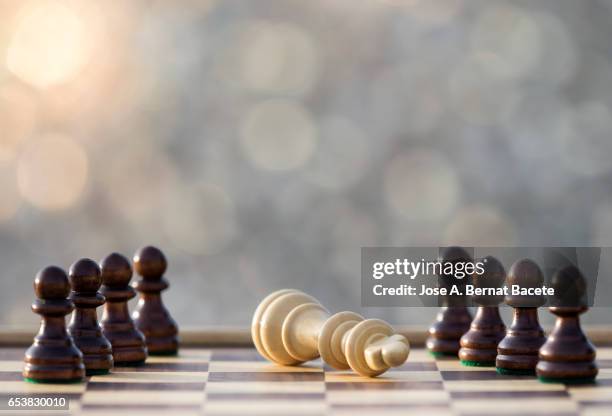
[[1, 0, 612, 328]]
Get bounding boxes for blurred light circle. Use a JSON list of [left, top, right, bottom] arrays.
[[17, 133, 88, 210], [0, 84, 38, 161], [559, 102, 612, 177], [443, 205, 517, 246], [241, 21, 319, 95], [0, 161, 21, 222], [470, 4, 540, 80], [384, 149, 460, 221], [6, 1, 94, 88], [241, 99, 318, 171], [163, 184, 235, 255], [303, 116, 369, 190]]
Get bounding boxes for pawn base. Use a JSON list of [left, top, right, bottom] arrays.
[[148, 350, 178, 356], [429, 351, 457, 357], [114, 360, 146, 367], [86, 368, 110, 376], [144, 336, 179, 357], [110, 348, 147, 365], [461, 360, 495, 367], [459, 347, 498, 365], [496, 367, 535, 376], [426, 339, 460, 357], [24, 377, 82, 384], [538, 375, 597, 385]]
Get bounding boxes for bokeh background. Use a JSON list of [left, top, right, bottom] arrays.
[[1, 0, 612, 328]]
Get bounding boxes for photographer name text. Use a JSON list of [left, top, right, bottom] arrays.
[[372, 284, 555, 296]]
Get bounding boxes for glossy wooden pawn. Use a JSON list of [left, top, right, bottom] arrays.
[[496, 259, 546, 375], [23, 266, 85, 383], [427, 247, 473, 356], [459, 256, 506, 366], [427, 307, 473, 357], [100, 253, 147, 365], [68, 259, 113, 375], [132, 246, 178, 355], [536, 265, 598, 383]]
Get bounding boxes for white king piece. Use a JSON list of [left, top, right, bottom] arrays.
[[251, 289, 410, 377]]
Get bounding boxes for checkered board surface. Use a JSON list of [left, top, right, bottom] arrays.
[[1, 347, 611, 416]]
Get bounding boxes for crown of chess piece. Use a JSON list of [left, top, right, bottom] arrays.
[[427, 247, 473, 356], [536, 265, 598, 383], [68, 259, 113, 375], [99, 253, 148, 365], [459, 256, 507, 366], [252, 289, 410, 377], [23, 266, 85, 383], [132, 246, 179, 355], [496, 258, 547, 375]]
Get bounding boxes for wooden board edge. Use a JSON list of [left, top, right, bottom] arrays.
[[2, 325, 612, 347]]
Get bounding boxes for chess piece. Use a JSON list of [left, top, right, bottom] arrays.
[[132, 246, 178, 355], [496, 258, 546, 375], [427, 307, 472, 357], [68, 259, 114, 375], [427, 247, 473, 356], [23, 266, 85, 383], [536, 265, 598, 383], [252, 289, 410, 377], [459, 256, 506, 366], [100, 253, 148, 365]]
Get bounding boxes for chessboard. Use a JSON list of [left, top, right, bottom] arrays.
[[1, 346, 611, 416]]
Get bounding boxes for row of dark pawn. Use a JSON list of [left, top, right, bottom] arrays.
[[427, 250, 598, 384], [23, 246, 178, 383]]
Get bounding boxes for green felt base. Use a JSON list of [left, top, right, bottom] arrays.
[[429, 351, 458, 357], [114, 360, 146, 367], [496, 367, 535, 376], [461, 360, 495, 367], [86, 368, 110, 376], [24, 377, 82, 384], [149, 350, 178, 356], [538, 376, 596, 385]]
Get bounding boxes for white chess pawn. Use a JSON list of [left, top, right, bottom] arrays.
[[251, 289, 410, 377]]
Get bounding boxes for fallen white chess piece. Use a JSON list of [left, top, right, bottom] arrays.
[[251, 289, 410, 377]]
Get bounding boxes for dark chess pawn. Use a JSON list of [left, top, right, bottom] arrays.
[[68, 259, 114, 375], [496, 258, 546, 375], [132, 246, 178, 355], [100, 253, 148, 365], [23, 266, 85, 383], [427, 247, 473, 357], [536, 265, 598, 383], [459, 256, 506, 366], [427, 307, 472, 357]]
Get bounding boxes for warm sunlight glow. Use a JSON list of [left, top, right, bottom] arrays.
[[6, 1, 91, 88]]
